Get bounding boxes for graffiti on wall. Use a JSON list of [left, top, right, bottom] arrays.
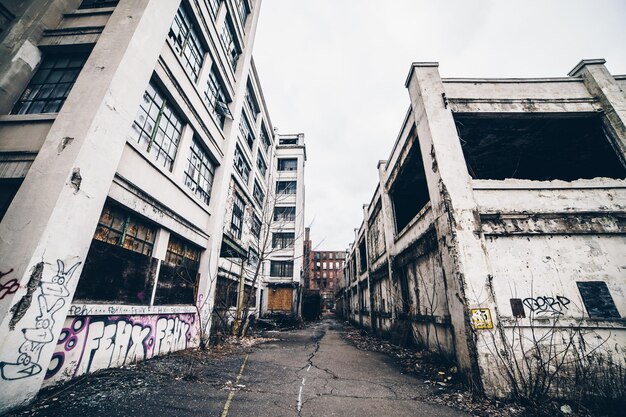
[[522, 295, 571, 316], [0, 260, 81, 380], [0, 268, 18, 300], [45, 313, 196, 383]]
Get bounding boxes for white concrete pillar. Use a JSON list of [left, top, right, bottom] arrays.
[[405, 62, 496, 392], [0, 0, 181, 410], [569, 59, 626, 164]]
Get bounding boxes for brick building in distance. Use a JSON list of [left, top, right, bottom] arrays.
[[303, 228, 345, 311]]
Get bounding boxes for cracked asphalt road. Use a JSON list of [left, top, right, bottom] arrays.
[[10, 318, 466, 417], [222, 318, 464, 417]]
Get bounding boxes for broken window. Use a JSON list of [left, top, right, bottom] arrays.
[[220, 15, 239, 70], [260, 125, 272, 151], [577, 281, 621, 319], [278, 158, 298, 171], [244, 81, 259, 115], [390, 135, 430, 233], [130, 80, 183, 171], [454, 113, 626, 181], [230, 193, 245, 239], [205, 0, 221, 19], [358, 238, 367, 273], [236, 0, 250, 27], [215, 277, 238, 308], [276, 180, 296, 194], [274, 206, 295, 221], [233, 145, 251, 183], [74, 203, 158, 304], [12, 52, 89, 115], [185, 137, 216, 205], [251, 213, 261, 238], [272, 232, 295, 249], [256, 153, 267, 178], [253, 180, 265, 206], [204, 65, 231, 127], [270, 260, 293, 277], [154, 235, 201, 305], [169, 3, 206, 82], [0, 152, 36, 221], [240, 113, 255, 149]]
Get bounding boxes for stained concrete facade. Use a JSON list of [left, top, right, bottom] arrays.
[[264, 133, 307, 316], [0, 0, 305, 411], [336, 59, 626, 397]]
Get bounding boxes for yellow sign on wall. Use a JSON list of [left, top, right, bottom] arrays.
[[471, 308, 493, 330]]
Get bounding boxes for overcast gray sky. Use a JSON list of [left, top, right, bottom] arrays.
[[253, 0, 626, 250]]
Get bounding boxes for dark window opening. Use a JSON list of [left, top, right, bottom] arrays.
[[278, 158, 298, 171], [154, 235, 202, 305], [272, 232, 295, 249], [270, 260, 293, 277], [279, 137, 298, 145], [358, 239, 367, 273], [276, 180, 296, 194], [577, 281, 621, 319], [12, 52, 89, 115], [230, 193, 245, 239], [274, 206, 295, 221], [390, 138, 430, 233], [454, 113, 626, 181], [79, 0, 118, 9], [74, 203, 157, 304], [0, 179, 21, 222], [215, 277, 238, 308]]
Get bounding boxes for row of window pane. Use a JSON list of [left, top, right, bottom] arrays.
[[240, 114, 255, 149], [11, 53, 88, 115], [93, 204, 156, 256], [270, 260, 293, 278], [274, 206, 295, 221], [234, 145, 251, 183], [236, 0, 250, 27], [130, 81, 183, 171], [169, 4, 206, 82], [257, 154, 267, 177], [220, 18, 239, 71], [231, 193, 245, 239], [278, 158, 297, 171], [273, 232, 295, 249], [276, 181, 297, 194], [205, 0, 221, 19], [184, 138, 216, 205], [253, 181, 265, 205], [204, 66, 231, 128]]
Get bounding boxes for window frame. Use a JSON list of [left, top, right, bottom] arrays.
[[168, 3, 206, 82], [230, 193, 246, 239], [184, 137, 217, 205]]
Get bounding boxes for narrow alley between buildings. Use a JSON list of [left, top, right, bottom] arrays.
[[7, 318, 465, 417]]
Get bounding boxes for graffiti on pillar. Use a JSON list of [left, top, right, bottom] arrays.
[[0, 260, 81, 380], [522, 295, 571, 316], [44, 313, 196, 383], [0, 268, 18, 300]]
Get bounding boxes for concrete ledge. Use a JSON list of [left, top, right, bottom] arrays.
[[405, 62, 439, 87], [568, 58, 607, 77]]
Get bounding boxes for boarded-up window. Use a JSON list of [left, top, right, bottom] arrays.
[[268, 287, 292, 311], [577, 281, 621, 319]]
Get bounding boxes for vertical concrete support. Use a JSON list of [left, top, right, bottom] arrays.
[[405, 63, 496, 392], [569, 59, 626, 164], [0, 0, 180, 410]]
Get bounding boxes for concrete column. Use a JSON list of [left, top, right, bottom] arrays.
[[0, 0, 180, 410], [569, 59, 626, 164], [405, 63, 496, 392]]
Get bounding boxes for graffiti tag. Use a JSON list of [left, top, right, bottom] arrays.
[[0, 278, 19, 300], [522, 295, 571, 316], [45, 314, 194, 382], [0, 260, 81, 380]]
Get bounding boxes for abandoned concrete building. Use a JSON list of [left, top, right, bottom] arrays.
[[336, 59, 626, 397], [0, 0, 305, 411], [310, 250, 345, 311]]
